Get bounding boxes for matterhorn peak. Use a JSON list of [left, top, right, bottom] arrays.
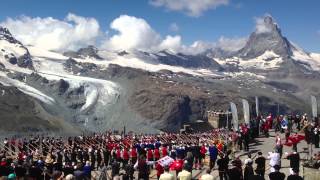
[[234, 14, 292, 59], [254, 14, 280, 35]]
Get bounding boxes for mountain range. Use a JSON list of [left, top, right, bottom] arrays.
[[0, 15, 319, 135]]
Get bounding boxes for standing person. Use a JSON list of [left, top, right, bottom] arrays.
[[184, 151, 194, 172], [116, 147, 122, 163], [147, 148, 154, 162], [96, 149, 102, 168], [159, 166, 174, 180], [192, 144, 200, 169], [154, 148, 160, 161], [111, 158, 120, 179], [124, 159, 135, 180], [294, 115, 301, 131], [134, 155, 154, 180], [255, 152, 266, 177], [155, 162, 164, 179], [314, 125, 319, 148], [83, 161, 91, 179], [217, 154, 228, 180], [268, 151, 280, 172], [90, 148, 96, 170], [161, 145, 168, 157], [275, 134, 283, 159], [199, 144, 207, 169], [122, 148, 130, 167], [243, 160, 254, 180], [286, 152, 300, 175], [208, 144, 218, 170], [103, 147, 110, 167], [227, 160, 243, 180], [268, 165, 285, 180], [243, 130, 250, 152], [130, 146, 138, 164]]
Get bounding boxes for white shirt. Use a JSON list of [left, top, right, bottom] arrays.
[[268, 152, 280, 167], [159, 172, 174, 180], [201, 173, 214, 180], [177, 170, 191, 180]]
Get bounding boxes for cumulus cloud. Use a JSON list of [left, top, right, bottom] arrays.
[[102, 15, 161, 51], [1, 13, 247, 55], [0, 13, 100, 51], [159, 35, 182, 51], [216, 36, 247, 52], [101, 15, 215, 55], [169, 23, 179, 32], [255, 15, 277, 34], [149, 0, 229, 17]]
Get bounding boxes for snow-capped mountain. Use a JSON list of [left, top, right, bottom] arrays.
[[0, 27, 33, 69], [237, 15, 292, 59], [213, 16, 320, 74], [63, 45, 103, 60], [0, 15, 320, 135]]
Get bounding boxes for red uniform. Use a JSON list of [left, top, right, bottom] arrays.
[[200, 146, 207, 155], [156, 163, 164, 178], [154, 148, 160, 160], [131, 148, 138, 163], [116, 148, 121, 160], [162, 147, 168, 157], [122, 149, 129, 160], [147, 149, 153, 161]]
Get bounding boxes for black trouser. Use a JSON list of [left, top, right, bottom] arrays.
[[219, 170, 227, 180], [132, 157, 137, 164], [123, 159, 129, 167], [138, 173, 149, 180], [315, 135, 319, 148], [209, 158, 216, 170], [255, 168, 265, 177]]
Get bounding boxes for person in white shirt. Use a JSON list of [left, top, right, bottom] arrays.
[[159, 166, 174, 180], [268, 151, 280, 172], [200, 169, 214, 180], [177, 165, 192, 180]]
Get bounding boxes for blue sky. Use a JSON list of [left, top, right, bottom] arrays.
[[0, 0, 319, 52]]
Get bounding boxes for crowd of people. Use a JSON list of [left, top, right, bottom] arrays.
[[0, 113, 319, 180]]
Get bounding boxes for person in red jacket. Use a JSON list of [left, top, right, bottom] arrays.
[[155, 162, 164, 179], [170, 158, 184, 174], [161, 146, 168, 157], [116, 148, 122, 162], [147, 148, 154, 161], [130, 147, 138, 164], [122, 148, 130, 167], [154, 148, 160, 161], [200, 144, 207, 168]]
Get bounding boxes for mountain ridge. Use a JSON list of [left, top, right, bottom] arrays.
[[0, 15, 320, 134]]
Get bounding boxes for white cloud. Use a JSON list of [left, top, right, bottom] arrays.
[[102, 15, 161, 51], [159, 35, 182, 51], [255, 15, 277, 34], [169, 23, 179, 32], [216, 36, 247, 52], [179, 41, 215, 54], [101, 15, 217, 55], [1, 13, 247, 55], [150, 0, 229, 17], [0, 13, 100, 51]]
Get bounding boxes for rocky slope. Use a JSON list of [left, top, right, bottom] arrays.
[[0, 15, 319, 134]]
